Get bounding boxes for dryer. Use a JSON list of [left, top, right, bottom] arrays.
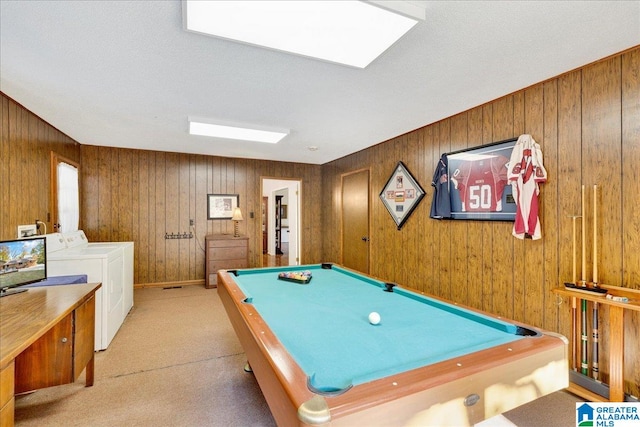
[[88, 240, 134, 314], [46, 231, 134, 351]]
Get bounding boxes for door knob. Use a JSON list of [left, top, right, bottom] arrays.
[[361, 236, 370, 242]]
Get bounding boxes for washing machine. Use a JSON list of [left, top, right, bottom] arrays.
[[63, 230, 134, 319], [46, 231, 134, 351]]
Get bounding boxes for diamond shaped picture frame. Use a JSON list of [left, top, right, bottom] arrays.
[[379, 161, 425, 230]]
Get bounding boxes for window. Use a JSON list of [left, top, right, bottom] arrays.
[[50, 153, 80, 233]]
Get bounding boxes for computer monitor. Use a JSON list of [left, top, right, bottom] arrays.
[[0, 236, 47, 297]]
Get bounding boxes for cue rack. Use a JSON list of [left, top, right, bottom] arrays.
[[553, 184, 640, 403]]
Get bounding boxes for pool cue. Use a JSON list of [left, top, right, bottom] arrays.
[[580, 185, 589, 376], [581, 298, 588, 375], [593, 185, 598, 285], [571, 215, 578, 371], [592, 184, 599, 381], [592, 301, 599, 380], [581, 185, 586, 286], [572, 215, 577, 285]]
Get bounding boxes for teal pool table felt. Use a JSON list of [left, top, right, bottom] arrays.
[[232, 264, 524, 393]]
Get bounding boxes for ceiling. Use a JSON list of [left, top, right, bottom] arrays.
[[1, 1, 638, 165]]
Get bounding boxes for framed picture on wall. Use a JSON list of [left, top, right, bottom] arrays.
[[207, 194, 239, 220], [447, 138, 517, 221], [379, 161, 425, 230]]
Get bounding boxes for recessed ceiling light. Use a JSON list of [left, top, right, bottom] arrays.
[[189, 118, 289, 144], [183, 1, 423, 68]]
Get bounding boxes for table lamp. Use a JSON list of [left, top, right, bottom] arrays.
[[232, 207, 243, 237]]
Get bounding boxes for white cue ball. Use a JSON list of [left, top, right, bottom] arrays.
[[368, 312, 381, 325]]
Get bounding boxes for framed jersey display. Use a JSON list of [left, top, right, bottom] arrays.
[[447, 138, 517, 221], [379, 161, 425, 229]]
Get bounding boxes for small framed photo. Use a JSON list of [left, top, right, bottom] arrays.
[[207, 194, 239, 220], [379, 161, 425, 230]]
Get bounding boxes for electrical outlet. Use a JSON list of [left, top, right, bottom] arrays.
[[17, 224, 37, 239]]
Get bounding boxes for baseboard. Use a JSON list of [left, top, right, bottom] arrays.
[[134, 279, 205, 289]]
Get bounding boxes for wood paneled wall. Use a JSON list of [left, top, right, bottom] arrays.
[[79, 146, 324, 286], [321, 47, 640, 397], [0, 94, 80, 238]]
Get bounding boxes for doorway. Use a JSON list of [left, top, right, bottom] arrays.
[[342, 169, 370, 273], [261, 178, 302, 267]]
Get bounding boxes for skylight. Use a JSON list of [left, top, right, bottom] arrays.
[[189, 119, 289, 144], [183, 1, 422, 68]]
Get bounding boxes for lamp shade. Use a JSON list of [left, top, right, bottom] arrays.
[[232, 207, 243, 221]]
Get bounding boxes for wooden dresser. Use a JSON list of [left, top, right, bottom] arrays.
[[205, 234, 249, 288]]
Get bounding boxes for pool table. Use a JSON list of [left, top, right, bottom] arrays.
[[218, 263, 568, 426]]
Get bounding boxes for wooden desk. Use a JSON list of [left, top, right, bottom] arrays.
[[0, 283, 101, 427]]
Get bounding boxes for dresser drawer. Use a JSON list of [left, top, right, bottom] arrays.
[[209, 246, 247, 260], [0, 361, 14, 411], [208, 238, 247, 249], [208, 259, 247, 287], [208, 258, 247, 272]]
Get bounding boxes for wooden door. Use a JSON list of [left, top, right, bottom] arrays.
[[73, 295, 96, 383], [15, 313, 74, 393], [342, 169, 370, 273]]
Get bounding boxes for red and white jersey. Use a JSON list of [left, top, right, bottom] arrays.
[[507, 134, 547, 240], [451, 155, 509, 212]]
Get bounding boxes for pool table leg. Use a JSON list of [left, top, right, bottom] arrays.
[[85, 354, 95, 387]]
